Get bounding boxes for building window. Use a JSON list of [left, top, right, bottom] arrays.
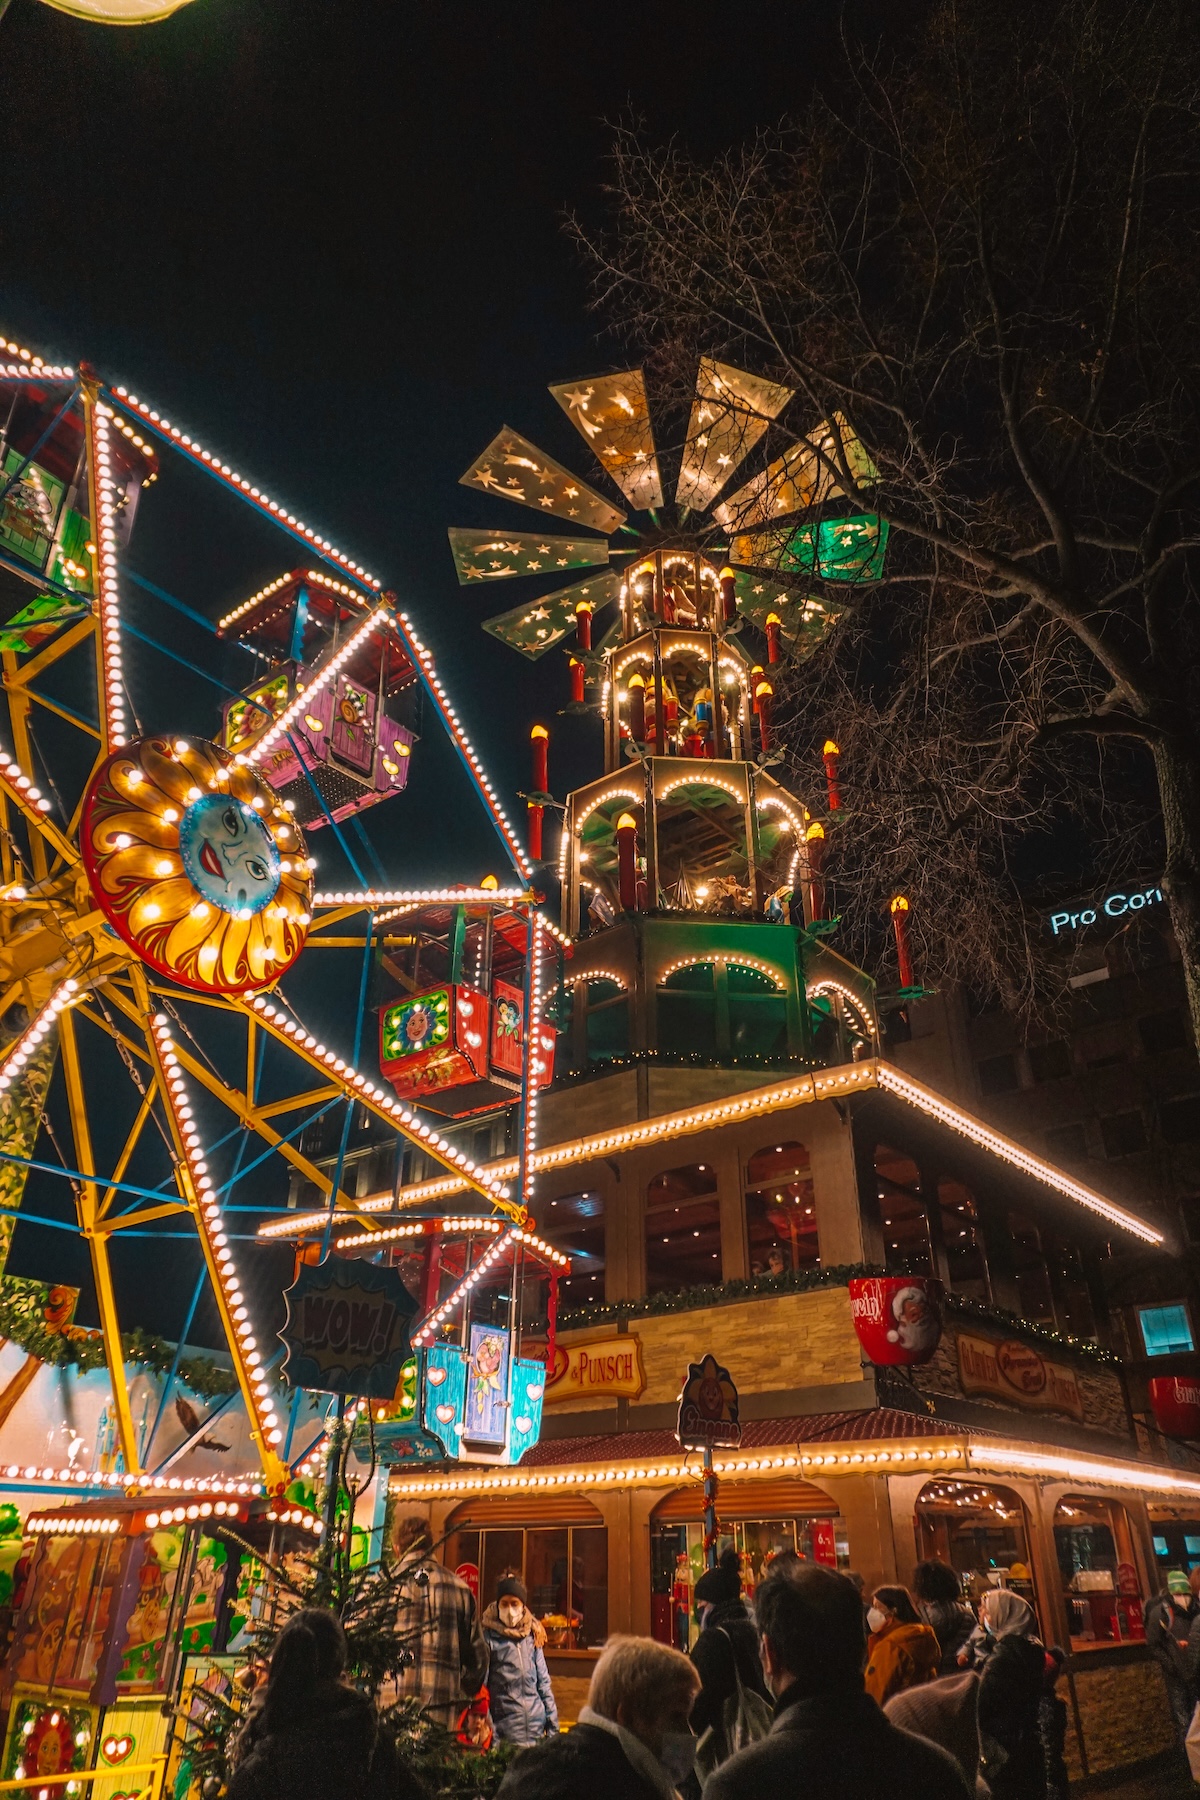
[[727, 963, 788, 1059], [1138, 1302, 1195, 1357], [1101, 1111, 1147, 1158], [745, 1142, 818, 1275], [1180, 1198, 1200, 1246], [1138, 1009, 1192, 1055], [1008, 1212, 1056, 1326], [875, 1144, 933, 1277], [575, 977, 629, 1065], [657, 963, 718, 1058], [977, 1053, 1019, 1095], [1043, 1231, 1097, 1339], [936, 1180, 990, 1303], [646, 1163, 723, 1292], [1161, 1095, 1200, 1145], [1045, 1123, 1089, 1165], [1028, 1040, 1072, 1083], [534, 1191, 605, 1305], [651, 1508, 850, 1652], [657, 961, 789, 1063], [1054, 1496, 1144, 1650]]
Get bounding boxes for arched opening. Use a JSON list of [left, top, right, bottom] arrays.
[[875, 1144, 933, 1277], [655, 780, 752, 914], [567, 974, 629, 1066], [914, 1479, 1037, 1614], [577, 793, 644, 926], [1054, 1495, 1145, 1649], [445, 1494, 608, 1650], [645, 1161, 722, 1292], [658, 958, 790, 1063], [745, 1141, 818, 1275]]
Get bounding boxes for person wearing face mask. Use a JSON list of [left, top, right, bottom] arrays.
[[482, 1577, 559, 1747], [703, 1564, 969, 1800], [863, 1586, 940, 1705], [497, 1635, 700, 1800]]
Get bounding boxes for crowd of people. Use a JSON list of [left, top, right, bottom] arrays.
[[224, 1519, 1088, 1800]]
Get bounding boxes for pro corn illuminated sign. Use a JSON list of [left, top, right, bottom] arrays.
[[1048, 885, 1163, 935]]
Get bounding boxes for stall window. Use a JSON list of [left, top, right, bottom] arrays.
[[1008, 1212, 1056, 1326], [936, 1180, 990, 1303], [1148, 1507, 1200, 1578], [651, 1512, 850, 1651], [577, 977, 629, 1065], [727, 964, 788, 1058], [535, 1190, 605, 1304], [658, 963, 717, 1058], [914, 1480, 1036, 1611], [875, 1144, 933, 1277], [1054, 1496, 1145, 1649], [646, 1163, 722, 1291], [1138, 1301, 1195, 1356], [445, 1524, 608, 1649], [745, 1142, 819, 1275]]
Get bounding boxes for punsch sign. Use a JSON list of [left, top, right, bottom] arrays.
[[281, 1255, 417, 1398]]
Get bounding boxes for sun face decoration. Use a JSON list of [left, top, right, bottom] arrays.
[[81, 734, 313, 992]]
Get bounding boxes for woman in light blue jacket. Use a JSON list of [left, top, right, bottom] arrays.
[[481, 1577, 559, 1745]]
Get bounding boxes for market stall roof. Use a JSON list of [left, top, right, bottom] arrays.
[[524, 1408, 969, 1468]]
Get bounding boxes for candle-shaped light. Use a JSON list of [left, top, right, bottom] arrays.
[[628, 671, 647, 741], [575, 600, 593, 651], [890, 894, 914, 988], [805, 822, 825, 921], [529, 725, 549, 863], [823, 739, 842, 811], [616, 812, 639, 911], [765, 612, 782, 665], [755, 679, 774, 754], [569, 657, 586, 704], [720, 566, 737, 623]]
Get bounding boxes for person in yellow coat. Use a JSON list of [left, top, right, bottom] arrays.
[[864, 1585, 942, 1705]]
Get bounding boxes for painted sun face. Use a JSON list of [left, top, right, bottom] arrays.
[[82, 734, 313, 993], [180, 795, 280, 916]]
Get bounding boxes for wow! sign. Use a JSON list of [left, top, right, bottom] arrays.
[[280, 1256, 417, 1397]]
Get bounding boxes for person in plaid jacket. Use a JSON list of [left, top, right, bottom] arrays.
[[388, 1516, 489, 1730]]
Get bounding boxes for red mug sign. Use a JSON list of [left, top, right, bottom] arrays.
[[849, 1276, 944, 1366], [1149, 1375, 1200, 1439]]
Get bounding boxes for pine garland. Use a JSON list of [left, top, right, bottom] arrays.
[[0, 1286, 237, 1398]]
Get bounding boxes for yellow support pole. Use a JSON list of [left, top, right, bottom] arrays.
[[57, 1005, 141, 1473]]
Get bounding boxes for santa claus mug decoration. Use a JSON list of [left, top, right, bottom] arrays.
[[849, 1276, 944, 1366]]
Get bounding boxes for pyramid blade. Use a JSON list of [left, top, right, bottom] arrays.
[[675, 360, 794, 508], [730, 570, 844, 661], [448, 527, 610, 585], [731, 513, 889, 583], [460, 427, 626, 533], [714, 413, 877, 529], [481, 569, 621, 660], [548, 369, 664, 510]]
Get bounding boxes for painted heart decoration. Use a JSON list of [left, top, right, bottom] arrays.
[[434, 1403, 456, 1424], [102, 1735, 134, 1765], [111, 1791, 140, 1800], [525, 1383, 544, 1400], [513, 1416, 533, 1434], [426, 1366, 448, 1386]]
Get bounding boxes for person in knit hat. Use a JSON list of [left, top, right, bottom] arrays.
[[688, 1548, 770, 1775], [885, 1669, 981, 1788], [483, 1576, 559, 1746]]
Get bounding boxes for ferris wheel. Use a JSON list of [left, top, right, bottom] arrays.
[[0, 334, 535, 1494]]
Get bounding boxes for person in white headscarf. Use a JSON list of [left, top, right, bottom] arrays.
[[975, 1590, 1054, 1800]]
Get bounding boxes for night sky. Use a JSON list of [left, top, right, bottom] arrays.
[[0, 0, 875, 1342]]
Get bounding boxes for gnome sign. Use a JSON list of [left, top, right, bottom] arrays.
[[849, 1276, 944, 1367]]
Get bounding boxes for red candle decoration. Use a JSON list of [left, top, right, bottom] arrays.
[[530, 724, 549, 794], [823, 739, 842, 811], [575, 600, 593, 651], [890, 893, 914, 987], [569, 657, 586, 704], [720, 565, 737, 623], [765, 612, 782, 665], [628, 671, 647, 741], [755, 679, 773, 754], [616, 811, 639, 910], [805, 821, 825, 921]]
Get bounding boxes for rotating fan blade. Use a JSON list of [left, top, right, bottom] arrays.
[[548, 369, 664, 511], [713, 412, 877, 529], [447, 527, 610, 585], [461, 428, 626, 534], [731, 514, 889, 584], [674, 360, 794, 509], [729, 570, 844, 661], [481, 569, 621, 660]]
